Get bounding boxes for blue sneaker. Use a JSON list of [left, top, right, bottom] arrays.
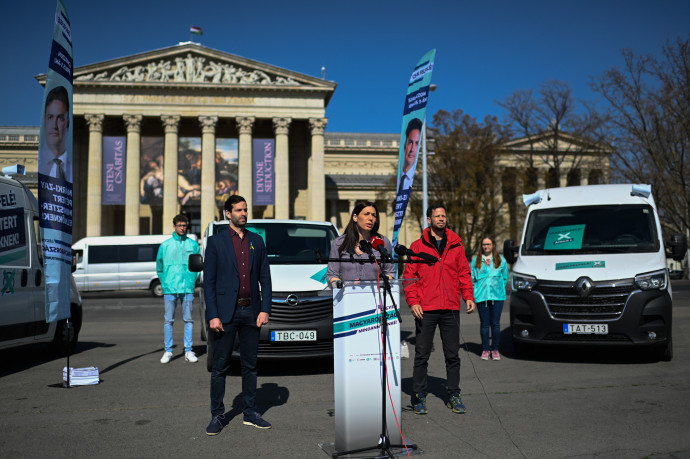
[[446, 392, 466, 414], [412, 393, 427, 415], [206, 414, 226, 436], [243, 412, 272, 429]]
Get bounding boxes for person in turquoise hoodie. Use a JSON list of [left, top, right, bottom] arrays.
[[471, 235, 509, 361], [156, 214, 200, 364]]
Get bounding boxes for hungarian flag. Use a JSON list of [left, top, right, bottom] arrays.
[[190, 26, 203, 35]]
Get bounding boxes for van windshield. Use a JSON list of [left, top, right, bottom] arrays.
[[522, 204, 659, 255], [213, 222, 338, 264]]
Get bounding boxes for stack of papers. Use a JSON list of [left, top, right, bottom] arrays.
[[62, 366, 99, 386]]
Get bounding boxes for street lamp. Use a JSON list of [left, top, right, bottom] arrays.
[[422, 84, 437, 229]]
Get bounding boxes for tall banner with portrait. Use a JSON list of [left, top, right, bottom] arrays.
[[391, 49, 436, 251], [215, 138, 239, 211], [38, 0, 73, 323]]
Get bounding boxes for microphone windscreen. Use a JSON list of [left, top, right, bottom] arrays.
[[394, 244, 408, 256], [370, 236, 385, 251], [359, 240, 373, 253]]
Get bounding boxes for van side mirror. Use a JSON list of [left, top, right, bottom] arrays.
[[188, 253, 203, 272], [503, 239, 519, 264], [71, 255, 77, 273], [667, 234, 688, 261]]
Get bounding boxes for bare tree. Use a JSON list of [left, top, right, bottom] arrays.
[[591, 36, 690, 239], [498, 80, 609, 188], [419, 109, 510, 256]]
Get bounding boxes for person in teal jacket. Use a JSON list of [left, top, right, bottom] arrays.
[[471, 235, 509, 361], [156, 214, 200, 364]]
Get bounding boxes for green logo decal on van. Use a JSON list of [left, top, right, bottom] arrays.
[[545, 224, 585, 250], [310, 267, 327, 284], [555, 261, 606, 270]]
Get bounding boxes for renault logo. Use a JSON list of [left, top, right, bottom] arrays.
[[575, 277, 594, 297], [286, 294, 299, 306]]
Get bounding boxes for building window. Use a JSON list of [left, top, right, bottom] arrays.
[[7, 135, 19, 141], [588, 169, 603, 185], [567, 169, 581, 186], [23, 135, 37, 141]]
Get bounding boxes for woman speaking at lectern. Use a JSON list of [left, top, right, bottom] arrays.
[[326, 200, 395, 287]]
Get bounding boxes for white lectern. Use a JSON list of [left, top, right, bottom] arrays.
[[332, 280, 404, 455]]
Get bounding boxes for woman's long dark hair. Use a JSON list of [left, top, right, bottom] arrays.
[[474, 235, 501, 269], [339, 200, 381, 255]]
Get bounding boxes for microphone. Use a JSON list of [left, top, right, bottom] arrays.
[[394, 244, 438, 263], [358, 240, 375, 261], [370, 236, 392, 262]]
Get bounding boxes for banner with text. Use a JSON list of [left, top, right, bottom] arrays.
[[38, 0, 73, 322], [102, 136, 126, 205], [253, 139, 275, 206], [391, 49, 436, 251]]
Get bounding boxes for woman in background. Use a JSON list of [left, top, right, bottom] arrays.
[[327, 200, 395, 286], [471, 236, 509, 360]]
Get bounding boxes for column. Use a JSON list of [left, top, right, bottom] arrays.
[[85, 114, 104, 236], [199, 116, 218, 226], [236, 116, 255, 211], [308, 118, 327, 221], [123, 115, 142, 235], [161, 115, 180, 230], [273, 117, 291, 219]]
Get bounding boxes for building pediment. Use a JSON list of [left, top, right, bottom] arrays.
[[36, 42, 336, 99], [501, 131, 610, 154]]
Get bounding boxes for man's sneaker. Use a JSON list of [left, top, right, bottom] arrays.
[[185, 351, 198, 363], [411, 393, 427, 415], [446, 392, 466, 414], [160, 351, 173, 364], [206, 414, 226, 436], [481, 350, 490, 360], [491, 350, 501, 361], [243, 412, 272, 429]]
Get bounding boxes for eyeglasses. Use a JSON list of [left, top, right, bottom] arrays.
[[175, 224, 188, 228]]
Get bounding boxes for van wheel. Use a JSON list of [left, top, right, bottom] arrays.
[[513, 340, 530, 359], [151, 280, 163, 297], [657, 338, 673, 362]]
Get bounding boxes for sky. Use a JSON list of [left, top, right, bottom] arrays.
[[3, 0, 688, 134]]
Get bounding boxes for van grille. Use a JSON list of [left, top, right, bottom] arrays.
[[536, 280, 636, 321], [270, 291, 333, 323]]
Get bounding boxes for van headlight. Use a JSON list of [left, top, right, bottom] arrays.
[[634, 269, 667, 291], [512, 273, 537, 291]]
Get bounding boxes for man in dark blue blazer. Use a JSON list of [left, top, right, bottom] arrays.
[[204, 195, 272, 435]]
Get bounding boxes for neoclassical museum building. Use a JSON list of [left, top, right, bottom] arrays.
[[0, 42, 609, 246]]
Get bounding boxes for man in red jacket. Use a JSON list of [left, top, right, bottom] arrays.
[[403, 202, 475, 415]]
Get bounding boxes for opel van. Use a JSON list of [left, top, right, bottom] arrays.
[[190, 219, 339, 369], [504, 184, 686, 361]]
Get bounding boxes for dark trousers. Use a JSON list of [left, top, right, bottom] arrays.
[[477, 300, 504, 351], [413, 309, 460, 395], [210, 305, 260, 417]]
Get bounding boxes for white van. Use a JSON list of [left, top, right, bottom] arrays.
[[0, 166, 83, 352], [190, 219, 339, 369], [504, 184, 687, 361], [72, 234, 198, 296]]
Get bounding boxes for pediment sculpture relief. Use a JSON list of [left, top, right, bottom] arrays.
[[76, 54, 301, 86]]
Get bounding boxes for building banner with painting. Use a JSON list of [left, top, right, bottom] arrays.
[[178, 137, 201, 205], [215, 138, 239, 210], [140, 137, 164, 205], [37, 0, 73, 322], [102, 136, 126, 205], [391, 49, 436, 251], [253, 139, 274, 206]]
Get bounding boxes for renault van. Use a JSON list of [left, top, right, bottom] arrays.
[[190, 219, 338, 369], [0, 166, 82, 352], [504, 184, 686, 361]]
